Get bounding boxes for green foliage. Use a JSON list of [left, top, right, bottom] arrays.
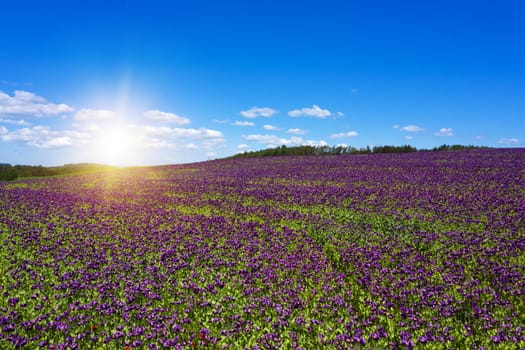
[[0, 163, 118, 181], [0, 164, 18, 181], [231, 144, 489, 158], [432, 144, 489, 151], [372, 144, 417, 153]]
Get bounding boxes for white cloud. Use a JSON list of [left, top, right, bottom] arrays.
[[302, 139, 328, 147], [237, 144, 249, 150], [131, 125, 172, 136], [288, 104, 331, 118], [244, 134, 303, 146], [1, 118, 227, 157], [43, 137, 73, 148], [497, 138, 520, 145], [10, 90, 45, 102], [243, 134, 327, 148], [0, 90, 73, 117], [330, 131, 358, 138], [287, 128, 306, 135], [263, 124, 280, 131], [74, 108, 116, 121], [72, 123, 101, 132], [184, 143, 199, 150], [128, 125, 225, 150], [130, 125, 224, 139], [0, 117, 30, 126], [0, 125, 90, 149], [435, 128, 454, 137], [144, 110, 190, 125], [400, 125, 424, 132], [405, 135, 414, 140], [185, 128, 223, 139], [240, 107, 278, 118], [143, 138, 176, 150], [233, 120, 255, 126], [336, 111, 344, 117], [128, 125, 225, 153]]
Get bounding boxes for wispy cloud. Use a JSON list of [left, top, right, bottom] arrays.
[[240, 107, 277, 118], [184, 143, 199, 150], [497, 137, 520, 145], [303, 139, 328, 147], [119, 124, 226, 152], [330, 131, 358, 138], [129, 124, 224, 139], [144, 110, 191, 125], [0, 117, 30, 126], [400, 125, 424, 132], [0, 125, 90, 149], [435, 128, 453, 137], [243, 134, 326, 148], [72, 123, 101, 132], [1, 80, 26, 87], [233, 120, 255, 126], [287, 128, 306, 135], [244, 134, 302, 146], [142, 138, 176, 150], [0, 90, 73, 117], [288, 104, 331, 118], [263, 124, 280, 131], [74, 108, 116, 121]]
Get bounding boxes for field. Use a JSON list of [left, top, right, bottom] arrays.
[[1, 149, 524, 349]]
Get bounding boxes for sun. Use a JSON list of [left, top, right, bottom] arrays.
[[94, 127, 140, 166]]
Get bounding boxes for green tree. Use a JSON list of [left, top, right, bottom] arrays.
[[0, 164, 18, 181]]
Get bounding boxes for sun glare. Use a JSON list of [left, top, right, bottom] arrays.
[[95, 128, 140, 166]]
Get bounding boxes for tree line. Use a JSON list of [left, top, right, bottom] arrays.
[[231, 144, 488, 158], [0, 163, 116, 181]]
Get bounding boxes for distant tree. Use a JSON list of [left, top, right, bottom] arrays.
[[432, 144, 488, 151], [0, 164, 18, 181], [230, 144, 489, 159]]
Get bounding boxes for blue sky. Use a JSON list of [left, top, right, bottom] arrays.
[[1, 0, 524, 166]]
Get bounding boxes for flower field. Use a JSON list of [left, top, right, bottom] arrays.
[[1, 149, 524, 349]]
